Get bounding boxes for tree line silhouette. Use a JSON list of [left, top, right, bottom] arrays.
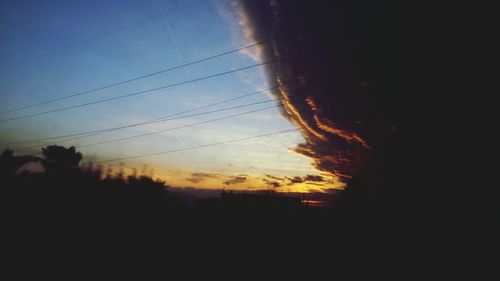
[[1, 145, 340, 235], [1, 144, 404, 264]]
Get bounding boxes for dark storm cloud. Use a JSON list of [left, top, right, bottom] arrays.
[[234, 0, 400, 182]]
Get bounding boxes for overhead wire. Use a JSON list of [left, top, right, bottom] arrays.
[[0, 34, 289, 115], [0, 58, 286, 123], [1, 87, 291, 147], [95, 128, 299, 163], [76, 105, 280, 148]]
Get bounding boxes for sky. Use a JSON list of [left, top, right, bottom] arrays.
[[0, 0, 345, 192]]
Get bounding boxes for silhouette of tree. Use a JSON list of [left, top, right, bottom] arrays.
[[0, 149, 16, 179], [1, 149, 44, 179], [41, 145, 82, 168]]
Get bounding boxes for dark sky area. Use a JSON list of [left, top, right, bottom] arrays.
[[237, 0, 402, 180], [233, 0, 411, 221]]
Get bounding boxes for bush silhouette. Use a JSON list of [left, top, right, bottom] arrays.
[[41, 145, 82, 171]]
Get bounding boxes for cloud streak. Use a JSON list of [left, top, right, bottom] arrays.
[[186, 172, 222, 184], [223, 175, 248, 185]]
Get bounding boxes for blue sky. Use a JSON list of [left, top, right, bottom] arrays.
[[0, 0, 342, 191]]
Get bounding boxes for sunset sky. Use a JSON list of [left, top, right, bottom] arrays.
[[0, 0, 346, 192], [0, 0, 410, 260]]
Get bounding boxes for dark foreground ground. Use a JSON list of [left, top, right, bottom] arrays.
[[1, 148, 419, 270], [2, 171, 340, 234]]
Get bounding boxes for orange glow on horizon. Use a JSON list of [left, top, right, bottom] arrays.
[[148, 166, 345, 192]]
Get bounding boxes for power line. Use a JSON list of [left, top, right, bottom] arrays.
[[114, 97, 290, 128], [1, 86, 281, 146], [5, 94, 287, 147], [95, 128, 299, 163], [0, 58, 285, 123], [0, 35, 286, 115], [15, 99, 284, 151], [76, 105, 279, 148], [146, 85, 284, 122], [2, 88, 289, 146], [0, 0, 206, 72]]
